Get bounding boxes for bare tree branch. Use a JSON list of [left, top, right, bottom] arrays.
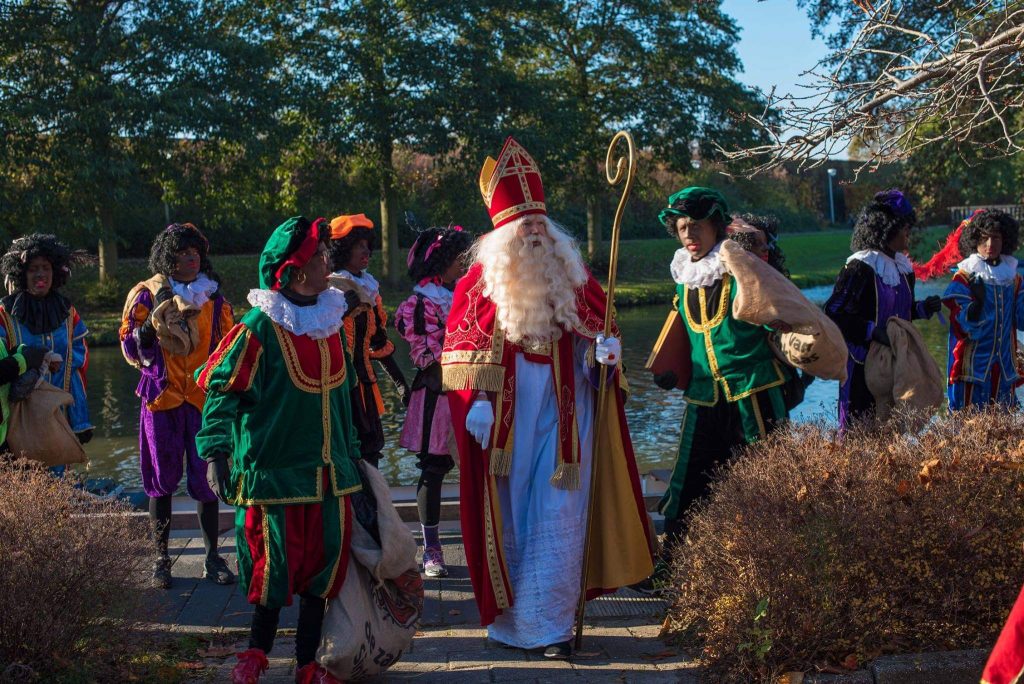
[[720, 0, 1024, 178]]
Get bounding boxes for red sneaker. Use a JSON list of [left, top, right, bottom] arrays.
[[294, 662, 345, 684], [231, 648, 269, 684]]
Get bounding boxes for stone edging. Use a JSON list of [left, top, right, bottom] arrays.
[[804, 648, 987, 684]]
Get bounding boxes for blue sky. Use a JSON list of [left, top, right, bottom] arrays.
[[721, 0, 845, 158], [722, 0, 831, 98]]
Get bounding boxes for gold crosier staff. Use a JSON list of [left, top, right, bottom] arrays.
[[573, 130, 637, 649]]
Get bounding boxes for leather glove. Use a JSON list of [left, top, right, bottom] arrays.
[[342, 290, 361, 318], [595, 335, 621, 366], [18, 345, 48, 370], [137, 318, 157, 347], [653, 371, 678, 390], [923, 295, 942, 316], [465, 399, 494, 449], [77, 429, 94, 445], [967, 277, 986, 321], [206, 452, 233, 504], [870, 323, 891, 347], [154, 287, 174, 305]]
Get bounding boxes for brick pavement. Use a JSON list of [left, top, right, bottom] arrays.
[[151, 528, 697, 682]]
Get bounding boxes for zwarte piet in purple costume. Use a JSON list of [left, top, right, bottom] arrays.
[[119, 223, 236, 589], [824, 190, 942, 430]]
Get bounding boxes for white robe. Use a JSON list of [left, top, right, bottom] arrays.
[[487, 336, 596, 648]]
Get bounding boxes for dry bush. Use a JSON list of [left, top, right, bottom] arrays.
[[0, 460, 152, 681], [666, 409, 1024, 682]]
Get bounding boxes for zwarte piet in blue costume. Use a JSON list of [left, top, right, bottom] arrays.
[[939, 209, 1024, 409]]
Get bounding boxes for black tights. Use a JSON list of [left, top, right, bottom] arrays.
[[659, 516, 688, 566], [249, 594, 327, 667], [149, 495, 221, 558], [416, 469, 445, 527]]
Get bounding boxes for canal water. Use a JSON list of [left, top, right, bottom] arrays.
[[78, 278, 965, 489]]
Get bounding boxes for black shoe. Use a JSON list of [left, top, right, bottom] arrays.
[[631, 559, 670, 596], [203, 554, 236, 585], [543, 641, 572, 660], [152, 555, 172, 589]]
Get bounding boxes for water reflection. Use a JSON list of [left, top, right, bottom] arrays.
[[79, 277, 988, 488]]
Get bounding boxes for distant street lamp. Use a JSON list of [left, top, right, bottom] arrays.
[[827, 168, 838, 224], [688, 139, 701, 169]]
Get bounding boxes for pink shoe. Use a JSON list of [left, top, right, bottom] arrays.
[[422, 545, 448, 578], [231, 648, 269, 684], [295, 662, 345, 684]]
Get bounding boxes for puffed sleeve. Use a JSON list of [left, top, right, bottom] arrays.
[[194, 323, 264, 460]]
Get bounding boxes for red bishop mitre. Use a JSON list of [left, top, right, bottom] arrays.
[[478, 136, 547, 229]]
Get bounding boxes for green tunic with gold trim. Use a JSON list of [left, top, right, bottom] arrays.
[[195, 303, 362, 608], [658, 274, 789, 521], [196, 306, 362, 504]]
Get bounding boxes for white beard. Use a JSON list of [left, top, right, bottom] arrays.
[[472, 216, 588, 347]]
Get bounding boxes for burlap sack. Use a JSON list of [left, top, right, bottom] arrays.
[[318, 460, 423, 680], [327, 273, 375, 305], [150, 295, 201, 356], [7, 383, 87, 467], [122, 275, 200, 357], [718, 239, 848, 382], [865, 317, 944, 423]]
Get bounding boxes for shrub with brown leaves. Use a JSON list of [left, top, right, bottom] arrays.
[[665, 409, 1024, 682], [0, 461, 152, 680]]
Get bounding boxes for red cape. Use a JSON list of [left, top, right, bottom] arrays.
[[441, 262, 654, 626]]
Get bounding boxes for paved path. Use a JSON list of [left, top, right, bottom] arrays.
[[153, 527, 695, 682]]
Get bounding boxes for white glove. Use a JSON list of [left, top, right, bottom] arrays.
[[466, 399, 494, 449], [595, 335, 621, 366]]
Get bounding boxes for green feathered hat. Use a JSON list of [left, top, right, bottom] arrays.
[[259, 216, 324, 290], [658, 186, 731, 227]]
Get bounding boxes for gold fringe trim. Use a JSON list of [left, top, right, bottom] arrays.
[[489, 448, 512, 477], [442, 363, 505, 392], [549, 462, 581, 490], [585, 342, 596, 369]]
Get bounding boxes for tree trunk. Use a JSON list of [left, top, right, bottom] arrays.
[[586, 193, 602, 260], [378, 142, 400, 286], [98, 205, 118, 282]]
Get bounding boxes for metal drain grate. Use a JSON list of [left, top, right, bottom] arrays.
[[585, 588, 666, 618]]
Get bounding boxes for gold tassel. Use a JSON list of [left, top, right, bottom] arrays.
[[585, 342, 596, 369], [549, 462, 581, 490], [489, 448, 512, 477], [441, 363, 505, 392]]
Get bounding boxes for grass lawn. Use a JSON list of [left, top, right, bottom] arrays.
[[65, 226, 964, 346]]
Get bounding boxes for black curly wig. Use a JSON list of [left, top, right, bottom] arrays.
[[328, 226, 377, 272], [850, 193, 918, 253], [0, 233, 92, 293], [148, 223, 214, 279], [736, 213, 790, 278], [407, 227, 474, 283], [958, 209, 1020, 257]]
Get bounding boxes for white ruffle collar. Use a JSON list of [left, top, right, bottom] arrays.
[[329, 269, 380, 304], [247, 288, 348, 339], [169, 274, 218, 308], [413, 281, 454, 317], [847, 250, 913, 287], [958, 253, 1018, 286], [670, 242, 726, 288]]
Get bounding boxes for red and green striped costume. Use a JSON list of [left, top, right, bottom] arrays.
[[196, 306, 363, 608]]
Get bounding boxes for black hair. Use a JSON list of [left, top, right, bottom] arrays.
[[737, 213, 790, 278], [959, 209, 1020, 256], [850, 199, 918, 253], [148, 223, 214, 278], [665, 213, 730, 242], [407, 227, 474, 283], [0, 233, 91, 292], [328, 226, 377, 272]]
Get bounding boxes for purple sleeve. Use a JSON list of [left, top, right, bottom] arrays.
[[120, 289, 160, 367]]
